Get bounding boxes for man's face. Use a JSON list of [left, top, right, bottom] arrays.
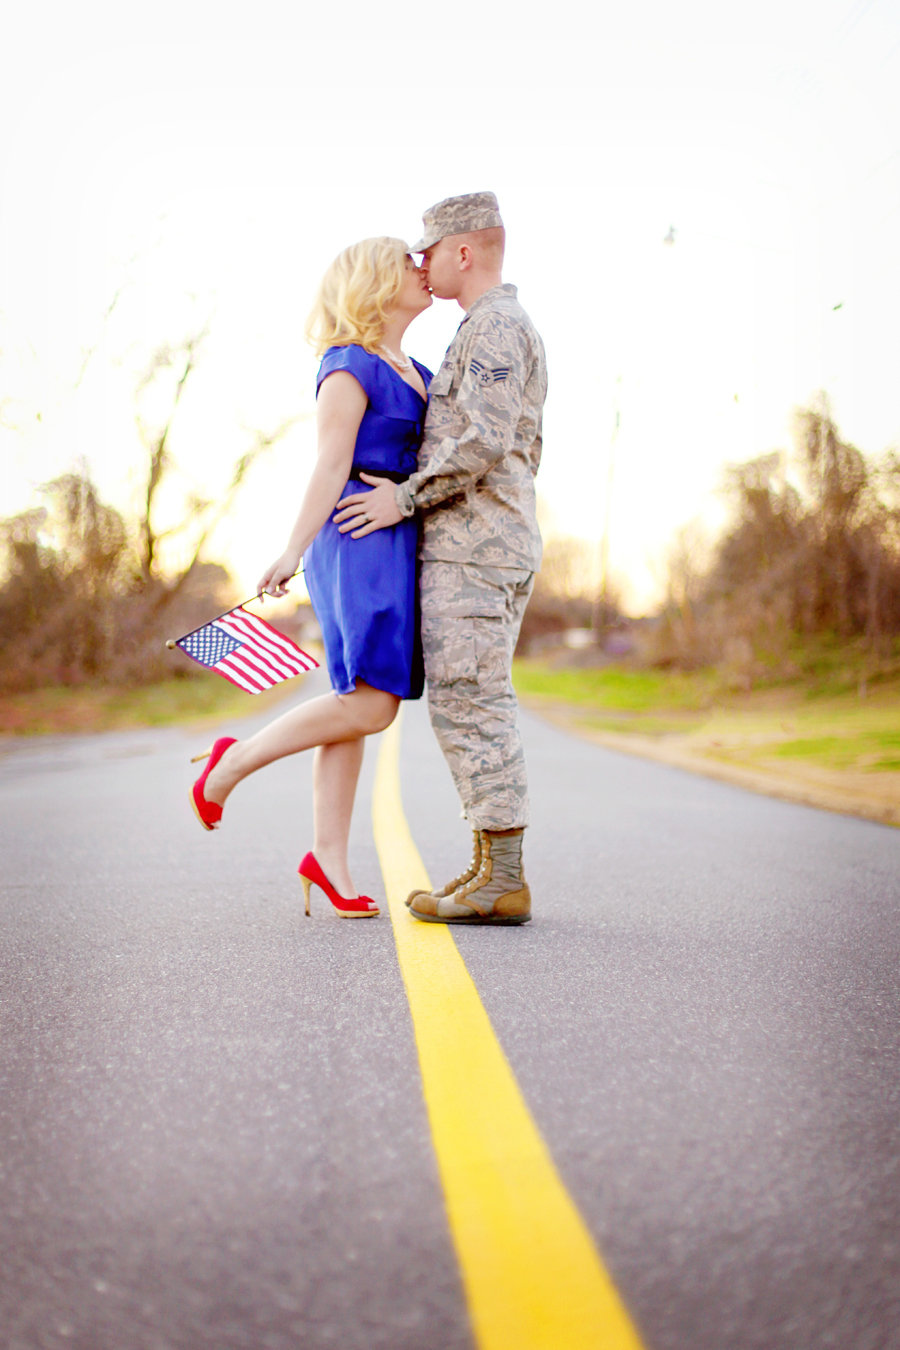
[[420, 237, 461, 301]]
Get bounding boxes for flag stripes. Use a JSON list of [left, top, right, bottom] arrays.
[[174, 605, 318, 693]]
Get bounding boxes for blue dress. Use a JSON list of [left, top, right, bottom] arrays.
[[303, 345, 432, 700]]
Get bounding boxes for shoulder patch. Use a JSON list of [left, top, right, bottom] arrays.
[[469, 359, 509, 386]]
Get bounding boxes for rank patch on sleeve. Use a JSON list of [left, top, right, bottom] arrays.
[[469, 359, 509, 385]]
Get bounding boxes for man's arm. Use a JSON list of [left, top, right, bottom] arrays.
[[334, 317, 528, 536], [404, 322, 528, 507]]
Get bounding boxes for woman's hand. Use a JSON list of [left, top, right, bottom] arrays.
[[257, 551, 301, 599], [333, 473, 403, 536]]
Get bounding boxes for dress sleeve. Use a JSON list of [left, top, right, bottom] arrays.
[[316, 346, 380, 401]]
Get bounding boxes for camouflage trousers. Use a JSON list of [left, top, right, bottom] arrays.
[[420, 561, 534, 830]]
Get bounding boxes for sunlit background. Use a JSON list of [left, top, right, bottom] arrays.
[[2, 0, 898, 613]]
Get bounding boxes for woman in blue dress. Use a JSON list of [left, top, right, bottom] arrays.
[[190, 238, 432, 918]]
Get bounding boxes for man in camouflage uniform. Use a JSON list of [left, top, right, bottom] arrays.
[[335, 192, 548, 925]]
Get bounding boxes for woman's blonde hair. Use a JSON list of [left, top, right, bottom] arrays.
[[306, 236, 409, 356]]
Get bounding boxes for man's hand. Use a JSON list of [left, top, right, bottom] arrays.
[[334, 473, 404, 536]]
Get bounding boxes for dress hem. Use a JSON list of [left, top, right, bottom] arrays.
[[330, 674, 423, 702]]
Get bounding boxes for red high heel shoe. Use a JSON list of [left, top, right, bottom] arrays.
[[297, 852, 380, 919], [190, 737, 237, 831]]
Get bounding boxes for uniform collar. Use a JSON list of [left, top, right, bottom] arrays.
[[460, 283, 517, 324]]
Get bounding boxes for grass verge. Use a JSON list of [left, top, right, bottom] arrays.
[[0, 673, 306, 737], [514, 652, 900, 827]]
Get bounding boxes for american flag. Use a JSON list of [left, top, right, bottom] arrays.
[[175, 605, 318, 693]]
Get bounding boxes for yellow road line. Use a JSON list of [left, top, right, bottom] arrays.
[[373, 714, 645, 1350]]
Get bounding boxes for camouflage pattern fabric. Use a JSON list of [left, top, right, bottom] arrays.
[[420, 562, 534, 830], [396, 284, 548, 571], [410, 191, 504, 253]]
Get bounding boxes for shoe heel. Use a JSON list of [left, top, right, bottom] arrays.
[[297, 852, 379, 919], [190, 747, 212, 764]]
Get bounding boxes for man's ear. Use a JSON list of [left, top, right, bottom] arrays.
[[458, 243, 472, 271]]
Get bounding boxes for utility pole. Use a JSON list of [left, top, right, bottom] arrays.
[[593, 376, 621, 638]]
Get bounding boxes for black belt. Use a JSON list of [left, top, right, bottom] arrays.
[[349, 463, 408, 483]]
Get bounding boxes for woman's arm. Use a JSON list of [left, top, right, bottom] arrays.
[[257, 371, 367, 597]]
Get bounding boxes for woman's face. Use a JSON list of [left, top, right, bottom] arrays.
[[390, 255, 432, 318]]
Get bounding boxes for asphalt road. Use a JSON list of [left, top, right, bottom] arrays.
[[1, 679, 899, 1350]]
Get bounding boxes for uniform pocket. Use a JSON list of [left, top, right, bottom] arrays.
[[420, 563, 510, 622], [422, 615, 478, 685]]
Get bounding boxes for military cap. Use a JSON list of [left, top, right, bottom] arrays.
[[410, 191, 504, 253]]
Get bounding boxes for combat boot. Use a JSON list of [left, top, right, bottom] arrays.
[[405, 829, 482, 908], [408, 828, 531, 925]]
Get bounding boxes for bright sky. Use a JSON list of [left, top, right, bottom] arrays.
[[2, 0, 899, 612]]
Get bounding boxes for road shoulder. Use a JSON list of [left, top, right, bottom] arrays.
[[521, 699, 899, 829]]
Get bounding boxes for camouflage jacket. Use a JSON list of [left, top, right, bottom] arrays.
[[397, 284, 548, 569]]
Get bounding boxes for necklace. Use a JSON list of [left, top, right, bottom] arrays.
[[378, 343, 412, 373]]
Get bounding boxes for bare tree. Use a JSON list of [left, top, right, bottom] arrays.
[[0, 327, 304, 689], [135, 328, 209, 585], [651, 398, 900, 676], [0, 472, 132, 687], [132, 330, 301, 611]]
